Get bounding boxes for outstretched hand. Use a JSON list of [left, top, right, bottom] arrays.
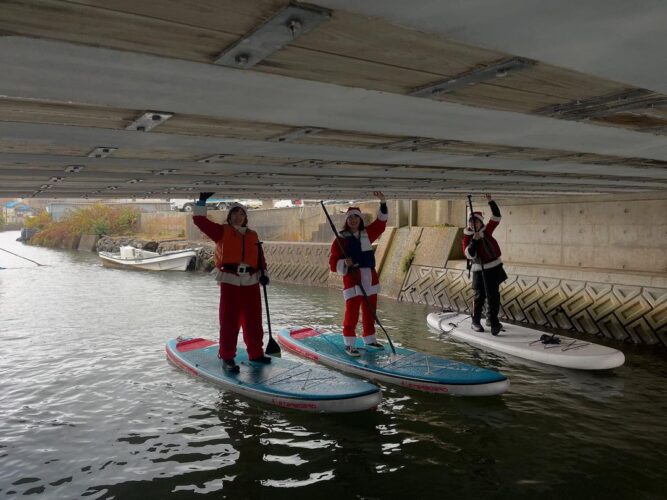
[[199, 192, 215, 202], [373, 191, 386, 202], [484, 194, 493, 201]]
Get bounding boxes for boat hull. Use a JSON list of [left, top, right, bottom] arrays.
[[99, 249, 196, 271]]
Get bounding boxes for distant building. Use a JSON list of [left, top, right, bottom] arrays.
[[3, 200, 34, 224]]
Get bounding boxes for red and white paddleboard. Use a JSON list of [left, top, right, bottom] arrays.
[[166, 337, 382, 413]]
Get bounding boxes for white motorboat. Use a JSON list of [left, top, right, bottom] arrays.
[[99, 246, 198, 271]]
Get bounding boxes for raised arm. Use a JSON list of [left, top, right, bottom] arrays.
[[366, 191, 388, 242], [486, 194, 501, 221], [192, 192, 225, 242]]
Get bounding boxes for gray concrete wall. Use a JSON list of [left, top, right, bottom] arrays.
[[415, 199, 467, 227], [77, 234, 99, 251], [140, 212, 187, 237], [463, 195, 667, 273], [186, 201, 399, 243], [186, 206, 323, 242]]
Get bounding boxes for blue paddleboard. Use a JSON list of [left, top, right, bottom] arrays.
[[278, 327, 509, 396], [166, 337, 382, 412]]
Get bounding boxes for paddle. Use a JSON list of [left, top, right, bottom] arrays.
[[0, 247, 47, 266], [320, 201, 396, 355], [256, 241, 281, 356]]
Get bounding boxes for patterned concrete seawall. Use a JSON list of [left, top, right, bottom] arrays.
[[399, 262, 667, 346], [262, 241, 339, 288], [264, 227, 667, 347]]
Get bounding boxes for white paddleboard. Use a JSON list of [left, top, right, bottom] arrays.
[[427, 311, 625, 370]]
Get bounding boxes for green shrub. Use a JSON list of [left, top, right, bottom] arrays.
[[401, 250, 416, 274], [30, 203, 140, 247], [92, 219, 110, 236]]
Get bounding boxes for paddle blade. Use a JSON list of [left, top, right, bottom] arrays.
[[265, 336, 281, 356]]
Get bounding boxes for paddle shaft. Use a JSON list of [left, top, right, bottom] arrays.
[[256, 241, 280, 355], [320, 201, 396, 354], [0, 247, 46, 266], [467, 195, 492, 318]]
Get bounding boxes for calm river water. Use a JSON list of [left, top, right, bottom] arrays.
[[1, 230, 666, 499]]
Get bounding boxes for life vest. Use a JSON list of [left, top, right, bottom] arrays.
[[214, 225, 260, 268], [339, 230, 375, 268]]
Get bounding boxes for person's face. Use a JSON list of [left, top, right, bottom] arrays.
[[229, 208, 246, 226], [470, 219, 483, 231], [347, 214, 361, 231]]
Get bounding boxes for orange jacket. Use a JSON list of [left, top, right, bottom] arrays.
[[193, 215, 264, 270], [215, 225, 260, 268]]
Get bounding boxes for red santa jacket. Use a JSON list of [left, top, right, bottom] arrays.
[[329, 209, 387, 300]]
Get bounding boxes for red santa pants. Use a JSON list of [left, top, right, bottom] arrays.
[[218, 282, 264, 361], [343, 294, 377, 338]]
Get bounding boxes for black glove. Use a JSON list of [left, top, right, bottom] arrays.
[[198, 192, 214, 203], [467, 239, 478, 257], [259, 275, 269, 286]]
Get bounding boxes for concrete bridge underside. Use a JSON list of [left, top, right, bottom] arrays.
[[0, 0, 666, 200]]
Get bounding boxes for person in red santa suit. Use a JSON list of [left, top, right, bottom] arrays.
[[329, 191, 388, 356], [192, 192, 271, 373], [462, 194, 508, 336]]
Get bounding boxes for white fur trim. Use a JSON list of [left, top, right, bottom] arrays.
[[464, 225, 485, 236], [193, 205, 207, 217], [336, 259, 347, 275], [362, 334, 377, 343], [219, 271, 259, 286], [343, 282, 381, 300], [470, 257, 502, 272], [344, 336, 358, 347], [227, 202, 247, 216], [359, 231, 372, 251], [490, 215, 501, 222], [377, 209, 388, 222], [346, 209, 362, 218]]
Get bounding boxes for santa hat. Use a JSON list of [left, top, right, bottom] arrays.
[[227, 202, 247, 216], [469, 211, 484, 223], [226, 202, 248, 225], [345, 207, 363, 219]]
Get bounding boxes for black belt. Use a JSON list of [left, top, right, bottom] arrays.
[[222, 264, 256, 274]]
